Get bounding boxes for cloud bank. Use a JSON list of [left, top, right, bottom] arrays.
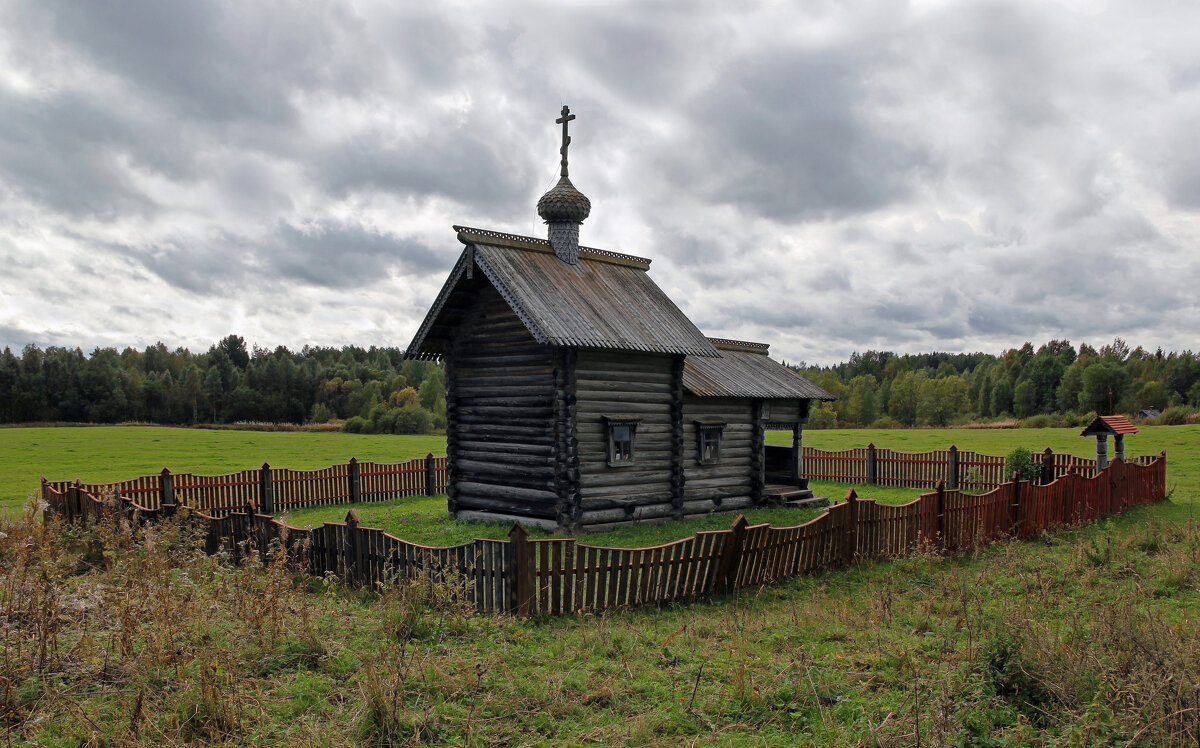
[[1, 0, 1197, 364]]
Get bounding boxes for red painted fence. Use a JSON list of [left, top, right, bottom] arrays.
[[44, 454, 448, 516], [42, 452, 1167, 617], [802, 444, 1157, 490]]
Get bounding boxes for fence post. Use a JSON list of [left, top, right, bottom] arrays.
[[348, 457, 361, 503], [844, 489, 859, 565], [425, 452, 436, 496], [866, 443, 877, 486], [40, 477, 52, 523], [1041, 447, 1055, 486], [935, 481, 946, 552], [344, 510, 360, 585], [507, 523, 534, 616], [947, 445, 959, 490], [74, 480, 85, 523], [717, 514, 748, 594], [260, 462, 274, 514], [1109, 459, 1123, 515], [1010, 471, 1022, 538], [160, 468, 176, 517]]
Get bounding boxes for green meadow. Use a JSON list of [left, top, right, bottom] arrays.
[[2, 423, 1196, 744], [0, 425, 443, 511], [5, 422, 1193, 512]]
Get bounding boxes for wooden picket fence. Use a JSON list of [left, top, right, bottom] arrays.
[[44, 454, 448, 516], [42, 452, 1168, 617], [801, 444, 1157, 490]]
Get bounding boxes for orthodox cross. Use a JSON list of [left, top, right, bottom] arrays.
[[556, 105, 575, 177]]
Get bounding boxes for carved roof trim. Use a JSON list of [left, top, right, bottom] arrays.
[[454, 225, 651, 270]]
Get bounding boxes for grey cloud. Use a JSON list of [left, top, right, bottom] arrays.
[[267, 222, 443, 287], [313, 128, 531, 214], [664, 46, 933, 221], [125, 222, 442, 295], [812, 268, 852, 293], [0, 92, 164, 218], [44, 0, 370, 128], [2, 0, 1198, 363]]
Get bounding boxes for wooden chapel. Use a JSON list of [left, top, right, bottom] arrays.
[[405, 107, 834, 531]]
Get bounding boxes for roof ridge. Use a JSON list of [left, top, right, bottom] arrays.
[[708, 337, 771, 355], [453, 225, 651, 270]]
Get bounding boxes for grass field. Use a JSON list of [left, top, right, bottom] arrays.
[[0, 425, 443, 511], [7, 423, 1194, 531], [2, 424, 1197, 744]]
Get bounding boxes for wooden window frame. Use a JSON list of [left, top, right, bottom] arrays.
[[694, 419, 725, 465], [602, 416, 641, 467]]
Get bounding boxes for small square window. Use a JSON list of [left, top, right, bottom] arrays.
[[612, 425, 633, 461], [603, 416, 641, 466], [694, 420, 725, 465]]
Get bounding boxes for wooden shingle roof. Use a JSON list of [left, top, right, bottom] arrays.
[[683, 339, 835, 400], [406, 227, 719, 359], [1080, 414, 1139, 436]]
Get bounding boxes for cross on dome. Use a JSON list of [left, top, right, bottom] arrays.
[[557, 105, 575, 177]]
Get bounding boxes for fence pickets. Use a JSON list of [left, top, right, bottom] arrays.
[[45, 453, 447, 517], [802, 443, 1159, 490], [42, 451, 1167, 618], [45, 447, 1149, 517]]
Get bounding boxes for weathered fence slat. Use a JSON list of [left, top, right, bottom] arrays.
[[42, 452, 1167, 617]]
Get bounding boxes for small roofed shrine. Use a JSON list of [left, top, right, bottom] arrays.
[[405, 107, 834, 531], [1080, 414, 1139, 471]]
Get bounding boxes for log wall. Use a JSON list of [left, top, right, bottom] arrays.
[[573, 350, 679, 527], [681, 395, 755, 515], [447, 284, 559, 521]]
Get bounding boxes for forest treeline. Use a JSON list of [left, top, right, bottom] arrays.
[[2, 335, 1198, 433], [0, 335, 444, 435], [799, 338, 1200, 428]]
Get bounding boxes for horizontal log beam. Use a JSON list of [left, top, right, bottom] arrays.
[[455, 481, 559, 503], [452, 495, 557, 518], [575, 379, 672, 393]]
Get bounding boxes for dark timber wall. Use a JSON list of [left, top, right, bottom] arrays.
[[447, 284, 559, 523], [763, 399, 803, 425], [574, 350, 680, 528], [681, 395, 755, 514]]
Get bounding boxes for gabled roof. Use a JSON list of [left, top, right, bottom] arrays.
[[683, 339, 836, 400], [1080, 414, 1139, 437], [406, 227, 719, 360]]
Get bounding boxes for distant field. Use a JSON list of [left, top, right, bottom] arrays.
[[5, 424, 1196, 743], [0, 426, 443, 511], [4, 423, 1193, 516], [773, 425, 1197, 509]]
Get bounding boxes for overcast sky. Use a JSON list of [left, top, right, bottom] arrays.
[[1, 0, 1197, 366]]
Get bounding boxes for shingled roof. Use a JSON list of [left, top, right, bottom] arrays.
[[683, 339, 835, 400], [406, 227, 719, 360], [1080, 414, 1139, 437]]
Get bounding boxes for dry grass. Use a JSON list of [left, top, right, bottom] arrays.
[[3, 493, 1198, 745]]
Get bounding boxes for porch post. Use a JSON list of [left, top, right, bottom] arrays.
[[791, 423, 802, 485], [794, 402, 810, 489]]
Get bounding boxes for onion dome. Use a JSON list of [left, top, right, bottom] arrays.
[[539, 105, 590, 264], [537, 176, 592, 224]]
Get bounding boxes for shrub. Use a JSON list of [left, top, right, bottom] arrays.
[[1158, 405, 1197, 426], [391, 405, 431, 435], [309, 403, 333, 424], [807, 402, 836, 429], [343, 416, 369, 434], [870, 415, 901, 429], [1021, 414, 1055, 429], [1005, 447, 1041, 483]]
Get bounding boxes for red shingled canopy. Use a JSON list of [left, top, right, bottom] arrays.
[[1080, 415, 1139, 437]]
